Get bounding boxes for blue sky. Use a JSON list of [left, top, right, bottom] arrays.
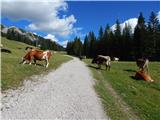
[[1, 0, 160, 47], [66, 1, 159, 36]]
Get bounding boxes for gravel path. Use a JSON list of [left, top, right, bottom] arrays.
[[1, 57, 108, 120]]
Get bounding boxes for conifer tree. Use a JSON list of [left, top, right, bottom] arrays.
[[83, 35, 89, 57], [134, 12, 147, 58], [147, 11, 160, 60]]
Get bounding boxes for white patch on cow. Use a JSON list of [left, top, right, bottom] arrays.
[[42, 50, 50, 68], [23, 61, 27, 64], [42, 51, 49, 59]]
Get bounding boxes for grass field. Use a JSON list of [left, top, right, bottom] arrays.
[[84, 59, 160, 120], [1, 37, 72, 91]]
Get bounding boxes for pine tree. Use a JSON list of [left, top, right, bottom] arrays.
[[97, 26, 105, 55], [134, 12, 147, 59], [73, 37, 83, 56], [103, 24, 110, 55], [114, 19, 121, 37], [147, 11, 160, 60], [114, 19, 122, 58], [83, 35, 89, 57], [88, 32, 96, 58], [122, 23, 132, 60], [108, 31, 114, 58]]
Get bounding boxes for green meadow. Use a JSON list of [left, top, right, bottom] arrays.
[[84, 59, 160, 120], [1, 37, 72, 91]]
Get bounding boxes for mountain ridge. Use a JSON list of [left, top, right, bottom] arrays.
[[1, 24, 65, 51]]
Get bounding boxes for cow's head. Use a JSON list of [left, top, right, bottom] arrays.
[[92, 58, 97, 64]]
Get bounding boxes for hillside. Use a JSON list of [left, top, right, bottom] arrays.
[[1, 37, 71, 91], [1, 24, 65, 51]]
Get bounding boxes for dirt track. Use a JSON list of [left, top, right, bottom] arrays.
[[1, 57, 109, 119]]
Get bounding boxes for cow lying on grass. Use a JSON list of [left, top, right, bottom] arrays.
[[92, 55, 111, 71], [20, 49, 52, 68], [135, 58, 154, 82]]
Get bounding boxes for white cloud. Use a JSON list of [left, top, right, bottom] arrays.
[[158, 11, 160, 21], [73, 27, 85, 38], [111, 18, 138, 33], [44, 34, 69, 48], [33, 32, 37, 35], [1, 0, 77, 37], [44, 34, 58, 42], [59, 40, 68, 48]]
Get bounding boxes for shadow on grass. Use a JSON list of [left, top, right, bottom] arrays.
[[130, 76, 142, 81], [87, 64, 107, 71], [87, 64, 100, 69], [124, 69, 136, 73], [35, 63, 45, 67], [124, 69, 142, 81], [20, 63, 45, 67]]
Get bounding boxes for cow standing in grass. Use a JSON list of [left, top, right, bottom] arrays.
[[92, 55, 111, 71], [136, 58, 149, 74], [20, 49, 52, 68]]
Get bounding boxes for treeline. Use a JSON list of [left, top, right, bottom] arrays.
[[66, 11, 160, 61], [1, 25, 64, 51]]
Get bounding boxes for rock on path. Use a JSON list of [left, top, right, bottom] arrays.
[[1, 57, 109, 120]]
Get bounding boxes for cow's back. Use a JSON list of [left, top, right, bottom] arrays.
[[31, 50, 44, 60]]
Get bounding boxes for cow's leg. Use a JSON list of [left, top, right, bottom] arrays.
[[147, 67, 149, 74], [33, 59, 37, 66], [45, 58, 49, 68], [108, 65, 111, 71], [23, 60, 27, 64], [29, 56, 33, 65], [98, 64, 101, 69], [106, 64, 108, 70], [106, 61, 108, 70], [106, 61, 111, 71], [46, 62, 49, 68], [144, 65, 149, 74], [108, 62, 111, 71]]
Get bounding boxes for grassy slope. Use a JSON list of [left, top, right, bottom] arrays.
[[84, 59, 160, 120], [1, 37, 72, 91]]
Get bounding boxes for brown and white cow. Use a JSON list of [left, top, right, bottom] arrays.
[[20, 49, 52, 68], [92, 55, 111, 71], [136, 58, 149, 74]]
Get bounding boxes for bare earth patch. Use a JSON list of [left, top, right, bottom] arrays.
[[1, 57, 109, 119]]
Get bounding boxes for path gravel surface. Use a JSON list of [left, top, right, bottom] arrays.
[[1, 57, 109, 120]]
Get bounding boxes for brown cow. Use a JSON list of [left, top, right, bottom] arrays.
[[20, 49, 52, 68]]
